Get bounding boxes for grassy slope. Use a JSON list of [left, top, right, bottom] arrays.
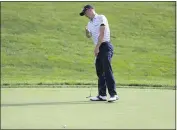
[[1, 2, 176, 87]]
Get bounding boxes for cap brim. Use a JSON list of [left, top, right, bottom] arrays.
[[79, 12, 85, 16]]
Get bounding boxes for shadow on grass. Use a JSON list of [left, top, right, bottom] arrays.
[[1, 100, 113, 107]]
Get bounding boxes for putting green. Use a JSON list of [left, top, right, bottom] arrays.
[[1, 87, 175, 129]]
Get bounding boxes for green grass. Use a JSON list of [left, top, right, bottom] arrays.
[[1, 2, 176, 88], [1, 87, 175, 129]]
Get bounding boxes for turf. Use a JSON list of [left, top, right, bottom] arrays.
[[1, 87, 175, 129], [1, 2, 176, 88]]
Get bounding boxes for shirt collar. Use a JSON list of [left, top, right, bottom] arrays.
[[90, 13, 98, 22]]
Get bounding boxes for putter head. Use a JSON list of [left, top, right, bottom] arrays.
[[86, 96, 91, 98]]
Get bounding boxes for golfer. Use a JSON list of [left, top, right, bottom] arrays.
[[80, 5, 119, 102]]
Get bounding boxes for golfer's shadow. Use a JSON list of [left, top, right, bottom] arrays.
[[1, 100, 107, 107]]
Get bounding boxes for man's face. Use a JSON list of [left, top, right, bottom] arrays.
[[84, 9, 92, 19]]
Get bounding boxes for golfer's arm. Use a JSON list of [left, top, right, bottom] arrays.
[[96, 25, 105, 48], [86, 30, 92, 38]]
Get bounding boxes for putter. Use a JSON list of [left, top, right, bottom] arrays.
[[86, 87, 92, 98], [86, 56, 96, 98], [85, 43, 97, 98]]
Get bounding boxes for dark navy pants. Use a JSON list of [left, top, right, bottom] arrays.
[[95, 41, 117, 97]]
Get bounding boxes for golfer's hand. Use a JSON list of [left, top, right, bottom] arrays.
[[85, 26, 89, 32], [94, 47, 99, 56], [85, 26, 91, 38]]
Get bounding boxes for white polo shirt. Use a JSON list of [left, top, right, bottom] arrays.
[[87, 14, 110, 45]]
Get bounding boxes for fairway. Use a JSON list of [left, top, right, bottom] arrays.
[[1, 87, 175, 129]]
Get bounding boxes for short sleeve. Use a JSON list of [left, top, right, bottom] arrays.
[[99, 15, 107, 26]]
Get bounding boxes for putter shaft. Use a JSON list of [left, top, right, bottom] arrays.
[[86, 87, 92, 98]]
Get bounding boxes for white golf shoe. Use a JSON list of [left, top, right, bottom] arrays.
[[108, 95, 119, 102], [90, 95, 107, 101]]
